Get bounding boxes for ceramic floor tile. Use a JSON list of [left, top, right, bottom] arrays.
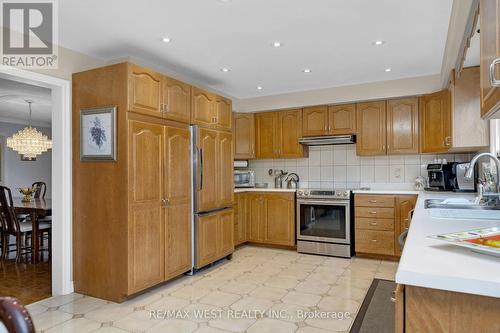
[[218, 281, 258, 295], [263, 276, 300, 290], [183, 303, 222, 323], [282, 291, 321, 307], [327, 285, 367, 301], [317, 297, 360, 313], [44, 317, 101, 333], [91, 327, 129, 333], [194, 325, 232, 333], [268, 303, 310, 323], [247, 318, 297, 333], [249, 286, 288, 301], [294, 281, 331, 295], [146, 296, 191, 311], [170, 285, 213, 301], [38, 293, 84, 308], [31, 309, 73, 331], [208, 317, 256, 332], [112, 310, 160, 332], [296, 326, 332, 333], [230, 296, 274, 313], [199, 291, 240, 307], [58, 296, 108, 315], [147, 319, 199, 333], [26, 303, 49, 316], [85, 304, 134, 323], [305, 316, 353, 332]]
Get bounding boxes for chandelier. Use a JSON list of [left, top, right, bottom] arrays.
[[7, 100, 52, 159]]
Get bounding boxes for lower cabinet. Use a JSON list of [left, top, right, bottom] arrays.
[[235, 191, 295, 247], [354, 194, 416, 257], [196, 209, 234, 269]]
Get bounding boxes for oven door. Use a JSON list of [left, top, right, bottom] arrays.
[[296, 199, 350, 244]]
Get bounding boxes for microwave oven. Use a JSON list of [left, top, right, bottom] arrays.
[[234, 170, 256, 188]]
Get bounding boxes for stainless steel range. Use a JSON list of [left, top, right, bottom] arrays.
[[296, 189, 353, 258]]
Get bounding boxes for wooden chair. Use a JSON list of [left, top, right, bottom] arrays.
[[0, 186, 51, 262], [32, 182, 46, 199], [0, 297, 35, 333]]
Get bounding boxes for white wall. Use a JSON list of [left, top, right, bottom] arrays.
[[250, 146, 473, 191], [0, 122, 52, 197]]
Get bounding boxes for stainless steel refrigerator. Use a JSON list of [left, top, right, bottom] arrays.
[[190, 125, 234, 271]]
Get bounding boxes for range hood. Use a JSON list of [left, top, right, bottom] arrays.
[[299, 135, 356, 146]]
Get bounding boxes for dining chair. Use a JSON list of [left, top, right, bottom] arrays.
[[32, 182, 47, 199], [0, 186, 51, 262]]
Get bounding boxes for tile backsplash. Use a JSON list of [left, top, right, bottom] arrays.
[[248, 145, 473, 190]]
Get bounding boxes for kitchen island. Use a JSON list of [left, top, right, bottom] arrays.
[[394, 191, 500, 333]]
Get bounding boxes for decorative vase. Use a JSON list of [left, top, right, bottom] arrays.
[[18, 187, 36, 202]]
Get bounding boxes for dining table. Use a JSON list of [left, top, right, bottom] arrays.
[[12, 197, 52, 264]]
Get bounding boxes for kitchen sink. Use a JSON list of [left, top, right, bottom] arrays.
[[424, 196, 500, 220], [424, 197, 500, 210]]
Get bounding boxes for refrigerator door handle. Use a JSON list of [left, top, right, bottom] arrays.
[[199, 148, 203, 191]]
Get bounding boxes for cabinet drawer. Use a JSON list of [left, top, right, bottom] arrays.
[[355, 229, 395, 255], [355, 195, 395, 207], [356, 207, 394, 219], [356, 217, 394, 231]]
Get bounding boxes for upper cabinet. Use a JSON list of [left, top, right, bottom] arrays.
[[302, 106, 329, 136], [192, 87, 216, 127], [450, 67, 489, 151], [302, 104, 356, 137], [234, 113, 255, 160], [328, 104, 357, 135], [420, 90, 452, 153], [128, 64, 162, 117], [480, 0, 500, 118], [161, 76, 191, 123], [192, 87, 232, 130], [356, 101, 387, 156], [386, 97, 419, 154], [215, 96, 233, 130], [255, 109, 307, 159]]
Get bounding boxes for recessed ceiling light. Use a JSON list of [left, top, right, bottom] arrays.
[[162, 37, 171, 43], [272, 41, 282, 47], [221, 67, 231, 72], [256, 86, 263, 90], [385, 68, 392, 72], [373, 40, 385, 46], [303, 69, 312, 73]]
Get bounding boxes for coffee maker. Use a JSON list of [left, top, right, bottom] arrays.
[[425, 163, 455, 191]]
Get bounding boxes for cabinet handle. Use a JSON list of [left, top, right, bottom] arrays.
[[371, 239, 378, 242], [165, 104, 169, 113], [403, 218, 409, 222], [490, 58, 500, 87], [370, 222, 377, 226], [160, 103, 164, 112], [370, 211, 377, 214], [390, 291, 396, 303], [369, 200, 378, 203], [444, 136, 452, 147]]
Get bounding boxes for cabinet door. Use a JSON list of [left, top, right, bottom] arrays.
[[164, 126, 192, 279], [480, 0, 500, 118], [235, 194, 247, 245], [328, 104, 356, 135], [215, 96, 233, 130], [217, 132, 234, 207], [234, 113, 255, 159], [356, 101, 387, 156], [395, 195, 417, 256], [264, 193, 295, 246], [255, 112, 278, 159], [420, 90, 451, 153], [217, 209, 234, 257], [196, 213, 218, 268], [192, 87, 215, 127], [197, 128, 218, 212], [128, 121, 165, 293], [302, 106, 328, 137], [128, 65, 162, 117], [387, 97, 419, 154], [278, 109, 305, 158], [248, 194, 265, 242], [162, 76, 191, 123]]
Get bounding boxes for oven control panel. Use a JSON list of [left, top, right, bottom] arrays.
[[297, 189, 351, 199]]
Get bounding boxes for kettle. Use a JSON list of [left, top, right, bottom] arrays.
[[286, 173, 300, 189]]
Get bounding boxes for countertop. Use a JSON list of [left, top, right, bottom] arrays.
[[396, 191, 500, 298], [234, 188, 296, 193], [353, 189, 420, 195]]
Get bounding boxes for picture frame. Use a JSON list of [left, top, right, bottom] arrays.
[[80, 106, 117, 161]]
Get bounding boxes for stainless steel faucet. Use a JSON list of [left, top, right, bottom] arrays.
[[465, 152, 500, 193]]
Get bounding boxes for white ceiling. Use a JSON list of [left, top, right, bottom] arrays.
[[59, 0, 453, 98], [0, 78, 52, 126]]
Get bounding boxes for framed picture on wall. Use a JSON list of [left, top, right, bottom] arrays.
[[80, 106, 117, 161]]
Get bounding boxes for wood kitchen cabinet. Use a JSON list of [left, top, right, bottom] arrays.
[[255, 109, 306, 159], [196, 127, 233, 212], [74, 63, 196, 302], [394, 195, 417, 256], [196, 208, 234, 269], [234, 113, 255, 159], [302, 106, 329, 136], [387, 97, 419, 154], [192, 87, 232, 129], [246, 192, 295, 246], [328, 104, 357, 135], [420, 89, 452, 153], [356, 101, 387, 156], [161, 76, 191, 123], [128, 64, 162, 118], [215, 96, 233, 130], [234, 193, 248, 246], [480, 0, 500, 119]]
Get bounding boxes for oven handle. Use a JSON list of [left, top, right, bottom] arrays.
[[297, 199, 351, 205]]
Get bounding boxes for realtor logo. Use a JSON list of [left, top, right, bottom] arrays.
[[1, 0, 58, 68]]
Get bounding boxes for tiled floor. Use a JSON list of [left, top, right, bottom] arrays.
[[28, 246, 398, 333]]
